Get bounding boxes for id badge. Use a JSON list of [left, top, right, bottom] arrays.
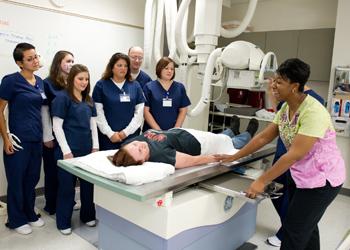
[[120, 94, 131, 102], [163, 98, 172, 107], [40, 90, 47, 100]]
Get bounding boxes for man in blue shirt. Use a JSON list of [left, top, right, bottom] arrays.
[[128, 46, 152, 89]]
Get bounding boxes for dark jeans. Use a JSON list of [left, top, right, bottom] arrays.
[[281, 177, 341, 250]]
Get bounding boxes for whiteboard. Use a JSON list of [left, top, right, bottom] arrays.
[[0, 2, 145, 87]]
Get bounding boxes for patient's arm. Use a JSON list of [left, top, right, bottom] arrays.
[[175, 152, 217, 169]]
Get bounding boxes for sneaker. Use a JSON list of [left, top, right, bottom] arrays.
[[267, 235, 281, 247], [29, 218, 45, 227], [246, 118, 259, 137], [85, 220, 96, 227], [60, 228, 72, 235], [73, 201, 81, 211], [15, 224, 32, 235], [230, 115, 240, 135]]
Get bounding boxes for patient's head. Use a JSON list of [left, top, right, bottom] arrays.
[[112, 141, 150, 167]]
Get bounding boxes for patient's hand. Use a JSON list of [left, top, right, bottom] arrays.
[[214, 154, 238, 163], [203, 155, 217, 164]]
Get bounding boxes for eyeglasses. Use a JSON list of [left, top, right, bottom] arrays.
[[129, 56, 143, 61], [23, 54, 40, 63]]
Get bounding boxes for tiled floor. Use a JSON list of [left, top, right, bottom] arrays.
[[0, 193, 349, 250]]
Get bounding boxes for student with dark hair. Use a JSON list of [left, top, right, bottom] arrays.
[[217, 58, 345, 250], [92, 53, 145, 150], [143, 57, 190, 131], [0, 43, 46, 234], [128, 46, 152, 89], [266, 76, 324, 247], [42, 50, 74, 215], [52, 64, 98, 235]]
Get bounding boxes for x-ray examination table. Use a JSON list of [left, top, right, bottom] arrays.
[[58, 145, 275, 250]]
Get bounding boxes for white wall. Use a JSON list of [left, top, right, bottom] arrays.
[[0, 0, 146, 197], [222, 0, 337, 31], [327, 0, 350, 189], [6, 0, 145, 28]]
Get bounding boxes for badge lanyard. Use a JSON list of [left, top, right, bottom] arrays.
[[120, 88, 130, 102], [162, 92, 172, 107], [35, 83, 47, 100]]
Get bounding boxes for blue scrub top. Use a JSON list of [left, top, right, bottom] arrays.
[[136, 70, 152, 89], [273, 89, 325, 163], [92, 78, 145, 149], [0, 72, 46, 142], [143, 80, 191, 131], [51, 90, 96, 152], [43, 77, 65, 116]]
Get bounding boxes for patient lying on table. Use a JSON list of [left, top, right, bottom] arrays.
[[112, 117, 259, 169]]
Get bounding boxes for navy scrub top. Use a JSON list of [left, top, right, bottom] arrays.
[[0, 72, 46, 142], [143, 80, 191, 131], [136, 70, 152, 89], [51, 90, 97, 152], [43, 77, 65, 116], [92, 79, 145, 149]]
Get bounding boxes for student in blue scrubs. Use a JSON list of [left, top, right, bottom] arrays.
[[143, 57, 191, 131], [42, 50, 74, 215], [52, 64, 98, 235], [128, 46, 152, 89], [0, 43, 46, 235], [92, 53, 145, 150], [266, 83, 324, 247]]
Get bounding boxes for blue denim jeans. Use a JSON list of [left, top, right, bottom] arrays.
[[221, 129, 251, 149]]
